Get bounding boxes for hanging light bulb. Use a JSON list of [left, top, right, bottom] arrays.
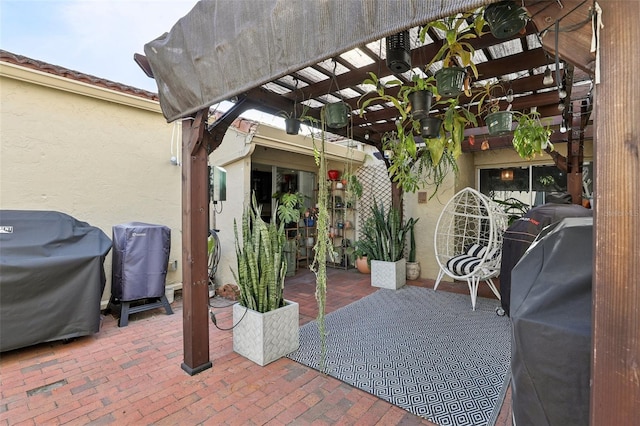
[[506, 88, 514, 103], [558, 84, 567, 99], [557, 101, 566, 112], [560, 118, 567, 133], [543, 67, 554, 85]]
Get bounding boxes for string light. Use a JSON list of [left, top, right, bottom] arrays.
[[543, 67, 554, 85]]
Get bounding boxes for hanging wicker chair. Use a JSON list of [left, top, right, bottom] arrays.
[[433, 187, 510, 310]]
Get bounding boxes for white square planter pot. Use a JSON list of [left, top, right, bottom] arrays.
[[233, 300, 299, 366], [371, 259, 406, 289]]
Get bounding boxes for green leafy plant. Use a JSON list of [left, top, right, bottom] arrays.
[[273, 192, 306, 224], [492, 197, 530, 225], [232, 193, 287, 313], [420, 10, 486, 78], [512, 111, 553, 159]]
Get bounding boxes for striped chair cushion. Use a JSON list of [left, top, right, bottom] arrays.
[[446, 244, 500, 276]]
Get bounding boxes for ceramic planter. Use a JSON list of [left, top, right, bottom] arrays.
[[435, 67, 466, 97], [420, 116, 443, 138], [486, 111, 514, 135], [385, 30, 411, 73], [323, 102, 350, 129], [233, 300, 299, 366], [285, 118, 301, 135], [371, 259, 406, 289], [408, 90, 433, 120], [406, 261, 421, 280], [484, 1, 528, 39]]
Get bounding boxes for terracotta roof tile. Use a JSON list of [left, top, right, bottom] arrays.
[[0, 49, 158, 102]]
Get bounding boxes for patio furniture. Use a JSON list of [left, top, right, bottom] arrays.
[[107, 222, 173, 327], [0, 210, 112, 352], [433, 187, 509, 310]]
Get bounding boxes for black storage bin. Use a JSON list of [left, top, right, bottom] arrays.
[[109, 222, 172, 326], [0, 210, 112, 352], [510, 217, 593, 426]]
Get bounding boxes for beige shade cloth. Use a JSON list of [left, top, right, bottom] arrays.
[[143, 0, 493, 122]]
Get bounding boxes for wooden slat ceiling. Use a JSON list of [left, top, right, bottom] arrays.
[[242, 0, 595, 153]]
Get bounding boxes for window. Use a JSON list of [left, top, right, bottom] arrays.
[[479, 162, 593, 207]]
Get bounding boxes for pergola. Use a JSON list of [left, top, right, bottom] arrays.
[[137, 1, 639, 423]]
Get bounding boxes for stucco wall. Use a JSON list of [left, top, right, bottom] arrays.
[[0, 67, 182, 305]]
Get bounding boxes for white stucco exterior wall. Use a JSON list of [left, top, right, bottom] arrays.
[[0, 62, 183, 305]]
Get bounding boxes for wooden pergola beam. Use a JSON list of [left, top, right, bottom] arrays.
[[180, 99, 251, 375], [591, 2, 640, 423]]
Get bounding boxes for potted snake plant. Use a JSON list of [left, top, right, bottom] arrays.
[[231, 193, 300, 366], [365, 201, 413, 290], [405, 217, 420, 280]]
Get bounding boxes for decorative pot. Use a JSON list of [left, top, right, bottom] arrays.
[[408, 90, 433, 120], [323, 102, 350, 129], [420, 116, 443, 139], [327, 169, 340, 181], [303, 217, 315, 227], [284, 117, 301, 135], [385, 30, 411, 74], [484, 0, 528, 39], [306, 237, 315, 247], [371, 258, 406, 290], [233, 300, 299, 366], [486, 111, 514, 136], [435, 67, 466, 97], [406, 261, 421, 280], [355, 256, 370, 274]]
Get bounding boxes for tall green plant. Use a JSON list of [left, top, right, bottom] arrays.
[[407, 217, 419, 262], [232, 193, 287, 313], [360, 201, 413, 262]]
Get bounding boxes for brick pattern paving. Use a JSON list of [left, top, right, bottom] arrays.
[[0, 268, 511, 425]]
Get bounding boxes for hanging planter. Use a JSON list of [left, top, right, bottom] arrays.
[[435, 67, 466, 97], [284, 117, 301, 135], [323, 102, 350, 129], [420, 116, 443, 139], [386, 30, 411, 74], [484, 1, 528, 39], [327, 169, 340, 181], [408, 90, 433, 120], [486, 111, 514, 135]]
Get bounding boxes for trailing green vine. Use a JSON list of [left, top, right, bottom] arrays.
[[310, 124, 330, 372]]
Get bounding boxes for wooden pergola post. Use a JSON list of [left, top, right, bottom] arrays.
[[180, 109, 212, 375], [592, 2, 640, 423]]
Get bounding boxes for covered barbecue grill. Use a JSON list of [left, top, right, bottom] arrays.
[[0, 210, 112, 352]]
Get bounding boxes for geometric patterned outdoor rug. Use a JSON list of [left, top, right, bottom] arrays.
[[287, 286, 511, 426]]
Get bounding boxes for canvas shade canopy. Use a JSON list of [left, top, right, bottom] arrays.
[[145, 0, 496, 122]]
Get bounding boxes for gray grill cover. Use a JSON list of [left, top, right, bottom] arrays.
[[0, 210, 112, 352], [111, 223, 170, 301], [510, 217, 593, 426]]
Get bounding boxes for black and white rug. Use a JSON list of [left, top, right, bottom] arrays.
[[287, 286, 511, 426]]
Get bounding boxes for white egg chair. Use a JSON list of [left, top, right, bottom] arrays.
[[433, 187, 510, 310]]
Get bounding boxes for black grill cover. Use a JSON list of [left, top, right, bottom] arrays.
[[510, 217, 593, 426], [500, 203, 592, 316], [111, 223, 170, 301], [0, 210, 112, 352]]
